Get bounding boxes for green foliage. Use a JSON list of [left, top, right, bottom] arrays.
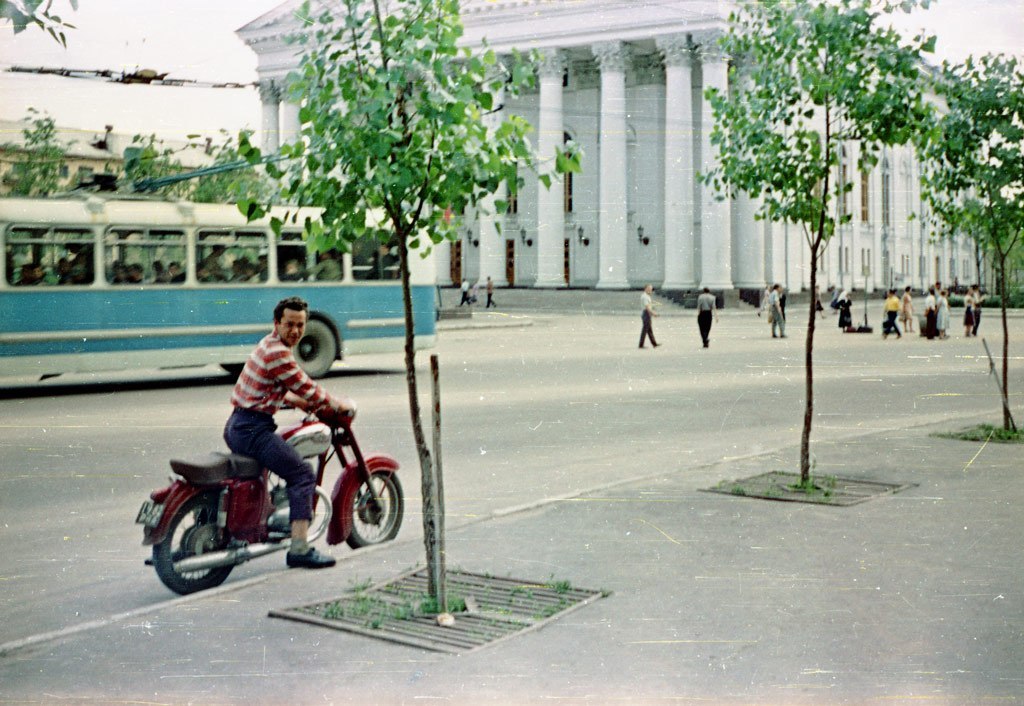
[[919, 54, 1024, 275], [120, 134, 193, 199], [189, 131, 280, 205], [705, 0, 934, 249], [244, 0, 580, 255], [1, 0, 77, 46], [119, 130, 278, 203], [935, 424, 1024, 443], [2, 108, 66, 196]]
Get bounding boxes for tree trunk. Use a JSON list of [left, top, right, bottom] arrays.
[[800, 240, 820, 485], [397, 232, 440, 596], [997, 251, 1013, 431]]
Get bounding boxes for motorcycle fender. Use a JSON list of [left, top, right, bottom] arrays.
[[142, 480, 205, 547], [326, 454, 399, 546]]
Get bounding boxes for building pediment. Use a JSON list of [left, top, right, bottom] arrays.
[[237, 0, 729, 55]]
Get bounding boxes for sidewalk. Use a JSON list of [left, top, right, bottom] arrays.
[[1, 418, 1021, 704]]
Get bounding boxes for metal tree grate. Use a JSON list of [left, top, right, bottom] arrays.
[[705, 471, 914, 506], [269, 568, 607, 654]]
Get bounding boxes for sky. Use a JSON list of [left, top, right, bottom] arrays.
[[0, 0, 1022, 144]]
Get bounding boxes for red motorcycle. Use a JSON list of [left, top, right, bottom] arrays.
[[137, 410, 403, 595]]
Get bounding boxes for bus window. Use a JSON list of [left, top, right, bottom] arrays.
[[4, 226, 94, 286], [104, 228, 185, 285], [309, 249, 343, 282], [197, 230, 268, 284], [277, 231, 308, 282], [351, 237, 399, 280]]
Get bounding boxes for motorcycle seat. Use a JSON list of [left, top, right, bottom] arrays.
[[170, 453, 262, 484]]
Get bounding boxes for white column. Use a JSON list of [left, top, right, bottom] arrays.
[[730, 67, 764, 290], [697, 39, 733, 290], [478, 83, 508, 286], [733, 192, 763, 288], [657, 35, 697, 290], [436, 242, 453, 287], [594, 41, 629, 289], [258, 80, 281, 153], [534, 50, 566, 287], [280, 101, 301, 148]]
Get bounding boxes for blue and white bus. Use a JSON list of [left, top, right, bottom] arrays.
[[0, 194, 436, 380]]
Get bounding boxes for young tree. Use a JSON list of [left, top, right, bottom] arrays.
[[704, 0, 934, 485], [2, 108, 66, 196], [919, 54, 1023, 431], [239, 0, 578, 588], [121, 134, 194, 199], [189, 130, 279, 205]]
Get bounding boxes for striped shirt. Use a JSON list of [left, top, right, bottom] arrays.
[[230, 332, 329, 415]]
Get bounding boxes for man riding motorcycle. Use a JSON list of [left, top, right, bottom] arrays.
[[223, 296, 353, 569]]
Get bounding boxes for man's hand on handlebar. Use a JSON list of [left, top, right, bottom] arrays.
[[316, 396, 356, 425]]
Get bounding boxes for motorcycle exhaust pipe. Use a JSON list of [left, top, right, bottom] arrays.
[[174, 540, 289, 573]]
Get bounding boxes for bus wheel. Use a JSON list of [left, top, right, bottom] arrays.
[[297, 319, 338, 378]]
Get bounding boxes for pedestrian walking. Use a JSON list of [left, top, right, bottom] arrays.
[[638, 284, 659, 348], [485, 276, 496, 308], [759, 284, 771, 318], [971, 285, 984, 336], [768, 283, 786, 338], [900, 286, 914, 334], [696, 287, 719, 348], [882, 289, 902, 339], [459, 279, 471, 306], [814, 285, 825, 319], [470, 281, 480, 304], [963, 286, 976, 337]]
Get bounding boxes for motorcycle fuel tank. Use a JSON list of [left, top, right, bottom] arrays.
[[280, 421, 332, 459]]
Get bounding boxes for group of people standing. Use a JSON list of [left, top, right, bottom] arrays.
[[834, 283, 984, 341]]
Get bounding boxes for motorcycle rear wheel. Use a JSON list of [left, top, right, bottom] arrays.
[[153, 492, 233, 595], [346, 472, 404, 549]]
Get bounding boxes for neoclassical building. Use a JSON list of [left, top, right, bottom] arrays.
[[238, 0, 975, 296]]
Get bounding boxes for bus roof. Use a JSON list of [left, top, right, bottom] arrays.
[[0, 195, 322, 230]]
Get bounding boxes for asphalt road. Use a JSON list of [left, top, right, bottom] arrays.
[[1, 308, 1021, 651]]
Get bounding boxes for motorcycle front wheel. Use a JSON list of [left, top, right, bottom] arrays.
[[152, 491, 233, 595], [346, 472, 404, 549]]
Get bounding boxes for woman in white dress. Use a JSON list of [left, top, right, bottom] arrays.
[[937, 289, 951, 339]]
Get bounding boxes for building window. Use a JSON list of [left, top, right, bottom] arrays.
[[507, 162, 519, 216], [838, 146, 849, 219], [104, 228, 186, 284], [881, 158, 892, 228], [860, 170, 870, 223], [563, 132, 573, 214]]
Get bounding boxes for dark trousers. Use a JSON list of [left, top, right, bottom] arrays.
[[698, 310, 713, 347], [486, 293, 495, 308], [973, 308, 981, 336], [223, 408, 315, 522], [926, 310, 937, 340], [639, 311, 657, 347], [883, 311, 901, 336]]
